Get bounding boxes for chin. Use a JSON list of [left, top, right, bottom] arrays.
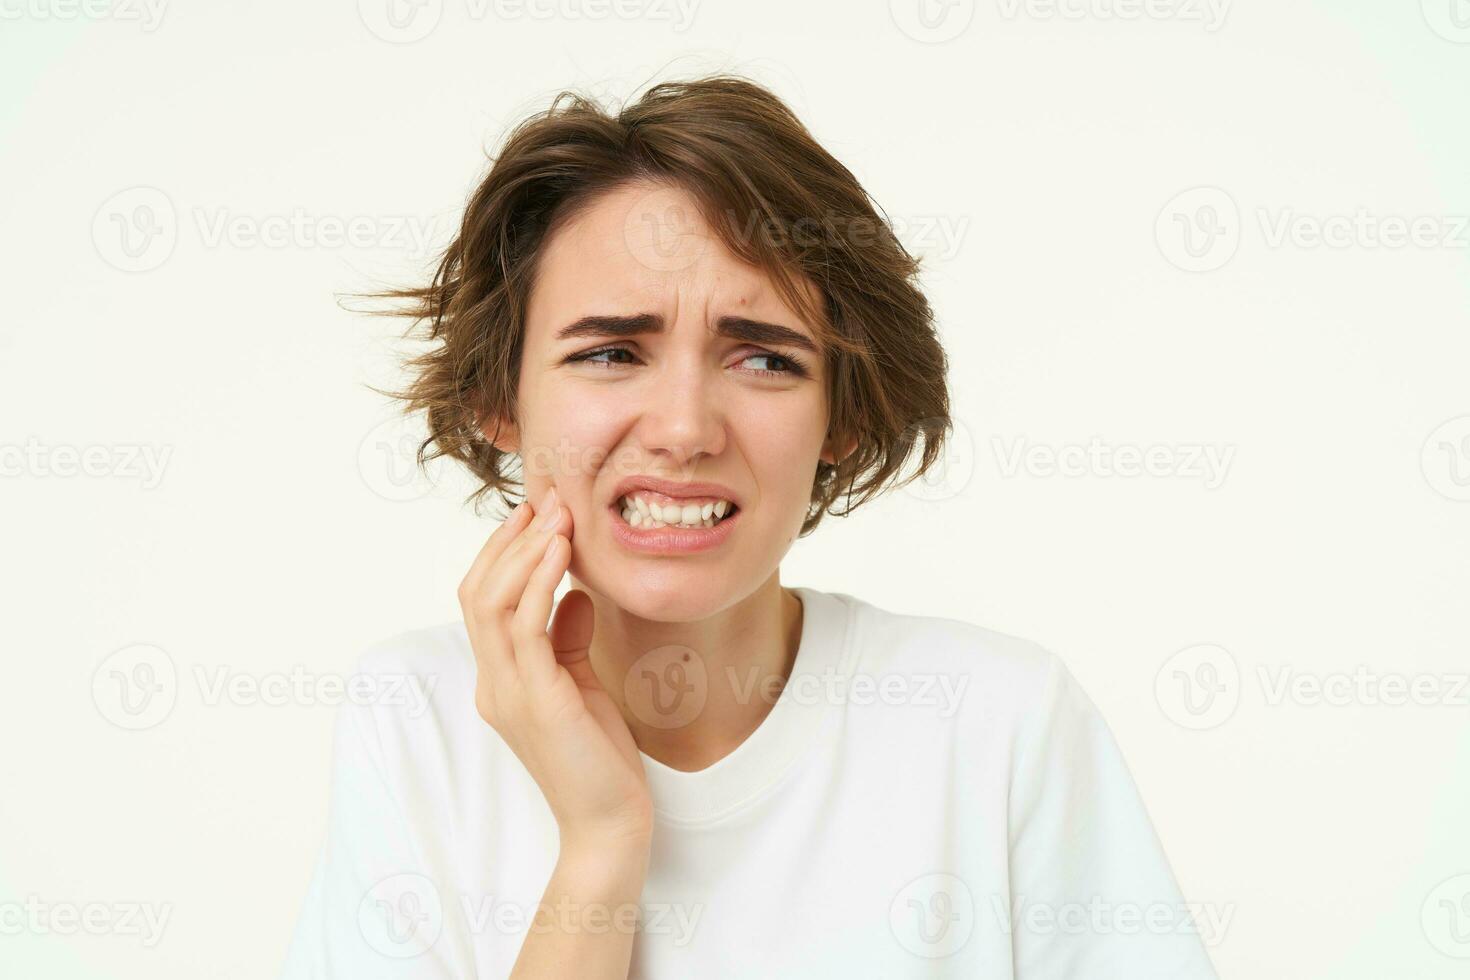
[[571, 552, 747, 624]]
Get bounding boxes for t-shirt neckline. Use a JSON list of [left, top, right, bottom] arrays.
[[637, 585, 850, 826]]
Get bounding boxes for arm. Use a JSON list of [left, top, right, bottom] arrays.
[[460, 486, 655, 979], [509, 839, 651, 980]]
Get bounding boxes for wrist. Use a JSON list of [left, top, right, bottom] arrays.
[[557, 830, 652, 878]]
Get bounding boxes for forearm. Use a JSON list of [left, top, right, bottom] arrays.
[[508, 839, 651, 980]]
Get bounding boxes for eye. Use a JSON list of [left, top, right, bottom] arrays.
[[563, 344, 810, 379], [739, 350, 809, 378], [565, 345, 639, 367]]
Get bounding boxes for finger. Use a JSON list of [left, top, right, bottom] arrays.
[[459, 498, 534, 612], [480, 500, 568, 620], [510, 530, 572, 688], [460, 498, 536, 680]]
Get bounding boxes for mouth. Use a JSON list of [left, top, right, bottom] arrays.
[[607, 487, 742, 554]]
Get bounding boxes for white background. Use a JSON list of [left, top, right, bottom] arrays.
[[3, 1, 1469, 977]]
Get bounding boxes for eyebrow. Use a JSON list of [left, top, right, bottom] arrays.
[[554, 313, 820, 355]]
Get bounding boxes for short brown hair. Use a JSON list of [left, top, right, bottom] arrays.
[[374, 74, 951, 536]]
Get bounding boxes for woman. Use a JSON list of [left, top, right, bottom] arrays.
[[282, 75, 1218, 979]]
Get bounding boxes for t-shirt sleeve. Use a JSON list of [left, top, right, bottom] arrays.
[[1005, 652, 1220, 980], [279, 656, 473, 979]]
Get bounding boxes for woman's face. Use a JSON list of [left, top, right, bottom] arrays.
[[491, 180, 846, 622]]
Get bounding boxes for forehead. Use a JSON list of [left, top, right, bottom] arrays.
[[525, 181, 819, 338]]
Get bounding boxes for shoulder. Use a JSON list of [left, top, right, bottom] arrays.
[[818, 588, 1079, 735], [352, 618, 475, 682], [339, 619, 480, 745]]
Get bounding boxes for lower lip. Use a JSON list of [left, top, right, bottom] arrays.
[[607, 501, 741, 555]]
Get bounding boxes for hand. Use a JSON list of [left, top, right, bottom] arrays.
[[458, 486, 654, 852]]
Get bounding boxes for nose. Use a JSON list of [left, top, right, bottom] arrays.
[[635, 348, 727, 470]]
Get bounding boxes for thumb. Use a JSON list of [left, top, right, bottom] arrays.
[[548, 589, 600, 688]]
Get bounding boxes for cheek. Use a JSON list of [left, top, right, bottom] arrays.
[[517, 386, 625, 485], [732, 394, 828, 501]]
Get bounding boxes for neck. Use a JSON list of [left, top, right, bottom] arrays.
[[569, 571, 804, 773]]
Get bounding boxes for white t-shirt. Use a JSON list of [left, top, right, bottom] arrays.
[[281, 586, 1219, 979]]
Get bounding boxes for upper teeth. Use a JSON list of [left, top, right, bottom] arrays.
[[618, 492, 732, 529]]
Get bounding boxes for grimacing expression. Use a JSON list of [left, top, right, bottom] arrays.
[[490, 180, 850, 622]]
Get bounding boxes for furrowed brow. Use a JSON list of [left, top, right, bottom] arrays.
[[554, 312, 819, 354]]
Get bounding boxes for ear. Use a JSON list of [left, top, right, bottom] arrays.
[[819, 432, 857, 466], [480, 415, 519, 455]]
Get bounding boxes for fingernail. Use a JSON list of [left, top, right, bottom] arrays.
[[535, 488, 559, 528]]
